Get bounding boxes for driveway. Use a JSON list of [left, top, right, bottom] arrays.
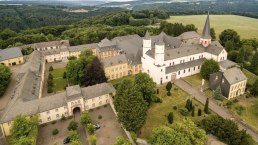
[[174, 79, 258, 142], [0, 65, 22, 110], [89, 105, 127, 145], [74, 111, 88, 145]]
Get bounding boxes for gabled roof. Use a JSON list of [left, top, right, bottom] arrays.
[[101, 54, 127, 68], [68, 43, 97, 52], [81, 83, 115, 100], [98, 38, 116, 48], [202, 12, 211, 39], [0, 47, 23, 61], [223, 67, 247, 84]]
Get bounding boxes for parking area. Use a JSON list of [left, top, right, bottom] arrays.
[[89, 105, 127, 145]]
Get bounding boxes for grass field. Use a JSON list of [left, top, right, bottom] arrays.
[[183, 73, 203, 87], [167, 15, 258, 39], [50, 68, 68, 92], [139, 85, 211, 139]]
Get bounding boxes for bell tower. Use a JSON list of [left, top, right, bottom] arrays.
[[143, 30, 151, 55], [200, 12, 212, 47]]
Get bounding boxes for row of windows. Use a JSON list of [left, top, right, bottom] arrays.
[[109, 72, 127, 79], [168, 56, 203, 66], [108, 65, 127, 72], [178, 66, 200, 75], [85, 100, 108, 109], [39, 112, 68, 123], [85, 95, 109, 103], [231, 82, 246, 91]]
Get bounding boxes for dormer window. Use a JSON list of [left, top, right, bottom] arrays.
[[222, 79, 225, 83]]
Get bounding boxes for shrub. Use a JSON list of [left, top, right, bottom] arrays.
[[167, 91, 171, 96], [156, 88, 159, 94], [130, 131, 137, 143], [98, 115, 102, 120], [173, 106, 177, 110], [80, 112, 92, 127], [61, 114, 66, 121], [49, 66, 54, 71], [52, 128, 59, 135], [87, 134, 97, 145], [63, 72, 67, 79], [153, 96, 162, 103], [68, 121, 78, 131], [198, 109, 202, 116], [179, 108, 189, 116], [86, 123, 95, 135], [167, 112, 174, 124]]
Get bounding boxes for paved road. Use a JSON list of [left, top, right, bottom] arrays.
[[174, 79, 258, 143]]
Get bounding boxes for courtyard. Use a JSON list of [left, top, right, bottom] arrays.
[[89, 105, 127, 145]]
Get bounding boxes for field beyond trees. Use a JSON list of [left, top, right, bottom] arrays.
[[167, 15, 258, 39]]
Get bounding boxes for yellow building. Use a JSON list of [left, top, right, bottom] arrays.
[[96, 38, 120, 59], [0, 47, 24, 67], [101, 54, 128, 80]]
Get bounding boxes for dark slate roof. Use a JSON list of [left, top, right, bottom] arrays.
[[177, 31, 200, 40], [66, 85, 83, 101], [38, 92, 67, 112], [115, 36, 143, 65], [202, 13, 211, 39], [150, 32, 182, 49], [101, 54, 127, 68], [166, 58, 206, 74], [219, 60, 237, 69], [21, 40, 70, 49], [0, 47, 23, 61], [81, 83, 115, 100], [223, 67, 247, 84], [98, 38, 116, 48], [209, 71, 224, 91], [68, 43, 97, 52]]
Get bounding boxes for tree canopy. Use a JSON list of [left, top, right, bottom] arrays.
[[112, 136, 131, 145], [0, 64, 12, 97], [219, 29, 241, 49], [200, 59, 220, 80], [202, 115, 256, 145], [134, 72, 156, 105], [150, 119, 207, 145], [10, 115, 38, 145], [114, 79, 148, 132]]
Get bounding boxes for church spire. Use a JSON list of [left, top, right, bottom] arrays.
[[202, 12, 211, 39]]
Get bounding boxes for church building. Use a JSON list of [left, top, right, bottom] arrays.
[[142, 13, 228, 84]]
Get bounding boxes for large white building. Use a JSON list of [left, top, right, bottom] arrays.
[[142, 14, 228, 84]]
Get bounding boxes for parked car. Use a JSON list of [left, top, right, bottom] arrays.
[[94, 124, 101, 129], [63, 136, 71, 144]]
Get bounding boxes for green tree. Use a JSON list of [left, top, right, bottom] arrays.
[[202, 115, 256, 145], [87, 134, 97, 145], [112, 136, 131, 145], [185, 99, 192, 112], [214, 86, 223, 100], [225, 41, 234, 52], [0, 28, 17, 40], [204, 98, 209, 114], [237, 47, 245, 63], [173, 119, 207, 145], [0, 64, 12, 97], [49, 66, 54, 71], [200, 59, 220, 80], [228, 50, 239, 62], [80, 112, 92, 126], [191, 106, 195, 117], [86, 123, 95, 135], [114, 79, 148, 132], [219, 29, 241, 49], [250, 52, 258, 74], [150, 126, 191, 145], [10, 115, 38, 145], [250, 79, 258, 96], [198, 109, 202, 116], [210, 28, 216, 40], [166, 81, 172, 96], [135, 72, 156, 105], [68, 121, 78, 131], [167, 112, 174, 124], [82, 57, 107, 87]]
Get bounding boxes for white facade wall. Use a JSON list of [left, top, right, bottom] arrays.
[[38, 106, 68, 124], [67, 98, 85, 116], [84, 94, 111, 110]]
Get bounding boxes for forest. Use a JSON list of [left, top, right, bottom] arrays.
[[0, 5, 124, 32], [133, 0, 258, 18]]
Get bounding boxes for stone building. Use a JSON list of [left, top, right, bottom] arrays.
[[209, 67, 247, 99], [0, 47, 24, 67], [141, 13, 228, 84]]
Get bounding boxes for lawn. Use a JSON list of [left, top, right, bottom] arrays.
[[242, 68, 258, 86], [139, 85, 211, 139], [50, 68, 68, 92], [167, 15, 258, 39], [183, 73, 203, 87]]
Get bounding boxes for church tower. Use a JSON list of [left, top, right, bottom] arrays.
[[143, 30, 151, 55], [200, 12, 212, 47], [155, 36, 165, 66]]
